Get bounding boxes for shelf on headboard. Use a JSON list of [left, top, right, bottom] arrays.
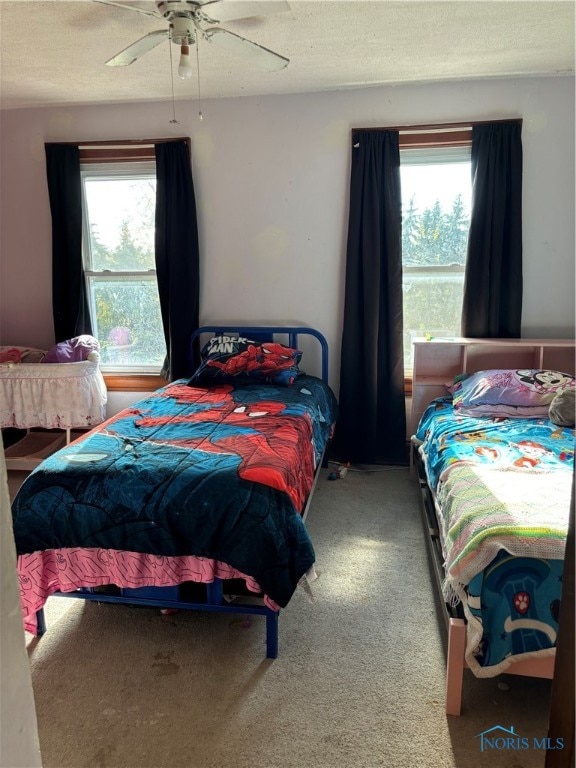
[[410, 337, 576, 437]]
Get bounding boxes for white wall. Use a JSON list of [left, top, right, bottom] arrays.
[[1, 76, 574, 391]]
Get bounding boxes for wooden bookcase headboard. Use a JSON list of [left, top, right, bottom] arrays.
[[410, 337, 576, 437]]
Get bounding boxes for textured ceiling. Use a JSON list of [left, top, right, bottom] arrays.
[[0, 0, 574, 109]]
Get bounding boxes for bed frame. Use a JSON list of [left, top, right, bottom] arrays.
[[33, 326, 331, 659], [410, 336, 575, 715]]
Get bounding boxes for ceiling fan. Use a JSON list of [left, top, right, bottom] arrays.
[[94, 0, 290, 78]]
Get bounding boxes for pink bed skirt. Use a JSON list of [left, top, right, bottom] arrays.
[[18, 548, 280, 634]]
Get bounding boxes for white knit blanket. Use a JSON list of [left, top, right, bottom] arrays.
[[438, 461, 571, 604]]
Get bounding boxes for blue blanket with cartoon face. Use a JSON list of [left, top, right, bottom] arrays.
[[415, 396, 574, 490], [415, 398, 574, 676]]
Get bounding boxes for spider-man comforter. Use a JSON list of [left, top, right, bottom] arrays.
[[12, 375, 338, 609]]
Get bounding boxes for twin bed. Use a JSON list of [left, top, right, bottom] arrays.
[[410, 338, 575, 715], [10, 326, 338, 658]]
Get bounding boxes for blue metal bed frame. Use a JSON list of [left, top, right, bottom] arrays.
[[35, 326, 331, 659]]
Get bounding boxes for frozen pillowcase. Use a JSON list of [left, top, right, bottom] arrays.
[[453, 368, 575, 418], [188, 335, 302, 387], [42, 335, 101, 363]]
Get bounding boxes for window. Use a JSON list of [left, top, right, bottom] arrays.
[[400, 133, 472, 371], [81, 159, 166, 373]]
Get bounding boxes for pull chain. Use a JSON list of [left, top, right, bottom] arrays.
[[196, 34, 203, 120], [168, 36, 180, 125]]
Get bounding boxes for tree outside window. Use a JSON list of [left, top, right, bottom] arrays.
[[400, 146, 472, 370], [82, 166, 166, 371]]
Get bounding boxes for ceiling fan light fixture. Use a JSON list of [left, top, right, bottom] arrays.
[[96, 0, 291, 75], [178, 44, 194, 79]]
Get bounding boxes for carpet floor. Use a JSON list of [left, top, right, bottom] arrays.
[[10, 467, 552, 768]]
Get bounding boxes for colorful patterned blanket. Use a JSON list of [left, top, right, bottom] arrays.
[[12, 375, 338, 609], [416, 398, 573, 596], [416, 398, 573, 675]]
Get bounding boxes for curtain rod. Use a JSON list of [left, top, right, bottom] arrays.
[[46, 136, 191, 149], [78, 137, 190, 147], [80, 144, 155, 150], [353, 118, 522, 133]]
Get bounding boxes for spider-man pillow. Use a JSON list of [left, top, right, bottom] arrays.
[[188, 335, 302, 387]]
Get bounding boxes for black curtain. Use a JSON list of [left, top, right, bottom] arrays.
[[335, 130, 406, 465], [462, 121, 523, 337], [155, 140, 200, 381], [45, 143, 93, 341]]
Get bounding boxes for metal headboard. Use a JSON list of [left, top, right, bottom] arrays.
[[190, 326, 329, 383]]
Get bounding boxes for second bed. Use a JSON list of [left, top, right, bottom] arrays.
[[410, 338, 574, 715]]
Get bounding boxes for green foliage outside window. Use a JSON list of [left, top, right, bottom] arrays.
[[402, 194, 469, 267], [402, 194, 470, 366], [88, 223, 165, 367]]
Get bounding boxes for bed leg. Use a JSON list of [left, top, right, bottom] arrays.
[[265, 612, 279, 659], [36, 608, 47, 636], [446, 617, 466, 716], [206, 578, 224, 604]]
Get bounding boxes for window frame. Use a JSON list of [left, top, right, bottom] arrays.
[[80, 160, 163, 375], [76, 138, 189, 389]]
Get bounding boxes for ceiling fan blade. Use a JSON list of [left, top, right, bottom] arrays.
[[200, 1, 290, 23], [105, 30, 169, 66], [93, 0, 163, 19], [204, 27, 288, 71]]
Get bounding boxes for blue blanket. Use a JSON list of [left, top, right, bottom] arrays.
[[415, 397, 573, 676]]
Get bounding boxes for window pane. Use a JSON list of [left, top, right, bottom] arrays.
[[88, 277, 165, 369], [401, 155, 471, 369], [84, 176, 156, 271], [81, 165, 165, 372], [403, 269, 465, 368]]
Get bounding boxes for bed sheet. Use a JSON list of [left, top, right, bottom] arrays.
[[18, 548, 282, 634], [13, 375, 338, 619], [415, 398, 573, 676]]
